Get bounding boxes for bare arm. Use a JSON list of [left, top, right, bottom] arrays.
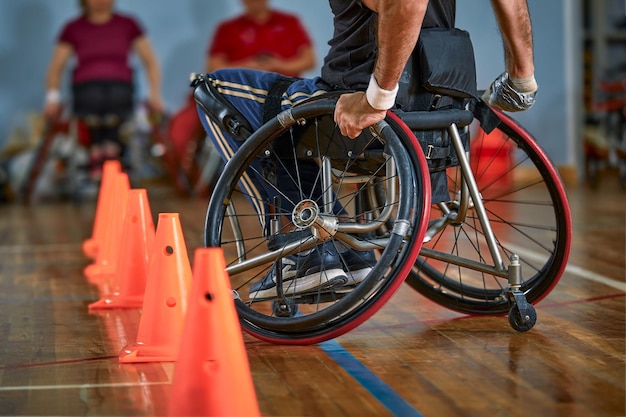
[[363, 0, 427, 89], [207, 54, 253, 72], [206, 54, 271, 72], [489, 0, 534, 79], [43, 42, 73, 119], [134, 35, 165, 113], [335, 0, 428, 138], [264, 45, 316, 76], [482, 0, 537, 111], [206, 54, 227, 72], [46, 43, 73, 91], [207, 46, 316, 76]]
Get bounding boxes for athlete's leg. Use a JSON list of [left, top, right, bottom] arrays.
[[196, 69, 329, 228]]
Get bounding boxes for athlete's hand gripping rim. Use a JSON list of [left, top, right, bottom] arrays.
[[334, 91, 387, 139]]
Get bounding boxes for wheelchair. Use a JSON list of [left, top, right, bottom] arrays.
[[191, 74, 572, 345], [20, 102, 196, 203]]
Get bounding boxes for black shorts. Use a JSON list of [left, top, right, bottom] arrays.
[[72, 80, 134, 120]]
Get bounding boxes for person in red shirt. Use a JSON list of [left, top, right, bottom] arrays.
[[44, 0, 163, 179], [164, 0, 316, 195], [206, 0, 316, 77]]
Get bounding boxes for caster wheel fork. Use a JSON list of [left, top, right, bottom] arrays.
[[506, 254, 538, 332]]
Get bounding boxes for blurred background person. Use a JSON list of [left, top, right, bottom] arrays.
[[43, 0, 164, 181], [163, 0, 316, 197], [206, 0, 316, 76]]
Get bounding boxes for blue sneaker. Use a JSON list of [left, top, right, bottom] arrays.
[[249, 243, 377, 300], [249, 242, 347, 300]]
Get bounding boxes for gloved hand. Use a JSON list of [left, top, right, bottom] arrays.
[[481, 72, 537, 112]]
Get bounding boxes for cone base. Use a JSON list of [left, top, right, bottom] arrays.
[[88, 294, 144, 310], [119, 344, 178, 363]]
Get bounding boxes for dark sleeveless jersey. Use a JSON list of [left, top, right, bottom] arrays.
[[321, 0, 455, 90]]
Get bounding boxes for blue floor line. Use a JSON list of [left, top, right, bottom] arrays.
[[319, 339, 424, 417]]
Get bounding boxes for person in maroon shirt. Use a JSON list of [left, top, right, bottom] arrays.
[[206, 0, 316, 77], [44, 0, 163, 178]]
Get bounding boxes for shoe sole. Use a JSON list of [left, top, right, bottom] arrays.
[[251, 268, 347, 300], [344, 267, 373, 285]]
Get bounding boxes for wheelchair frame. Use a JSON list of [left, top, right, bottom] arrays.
[[192, 73, 572, 344]]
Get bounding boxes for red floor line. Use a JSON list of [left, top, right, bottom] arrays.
[[0, 355, 118, 370], [537, 291, 626, 309]]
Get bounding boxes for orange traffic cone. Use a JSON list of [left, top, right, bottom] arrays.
[[84, 172, 130, 283], [89, 189, 155, 310], [168, 247, 260, 417], [119, 213, 192, 363], [82, 160, 121, 259]]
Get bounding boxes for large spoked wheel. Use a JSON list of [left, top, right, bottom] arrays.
[[205, 96, 431, 344], [406, 109, 572, 314]]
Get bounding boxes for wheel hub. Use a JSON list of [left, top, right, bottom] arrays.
[[292, 199, 319, 229]]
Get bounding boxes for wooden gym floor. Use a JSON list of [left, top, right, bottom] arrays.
[[0, 179, 624, 417]]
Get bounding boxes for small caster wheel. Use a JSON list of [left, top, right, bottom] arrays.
[[272, 300, 299, 317], [508, 303, 537, 332]]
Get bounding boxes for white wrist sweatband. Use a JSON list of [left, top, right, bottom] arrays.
[[45, 89, 61, 104], [365, 74, 398, 111]]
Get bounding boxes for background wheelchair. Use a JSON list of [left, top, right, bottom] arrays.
[[192, 74, 572, 345]]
